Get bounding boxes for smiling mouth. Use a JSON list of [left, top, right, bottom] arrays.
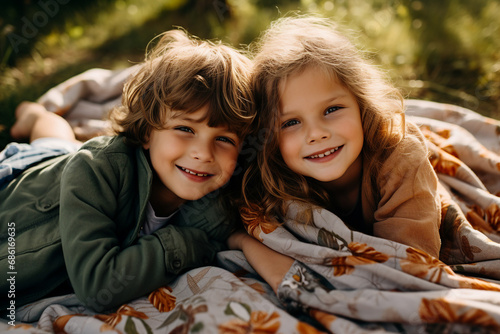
[[305, 146, 342, 159], [177, 166, 213, 177]]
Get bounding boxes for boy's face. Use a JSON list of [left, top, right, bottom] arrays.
[[144, 105, 241, 202]]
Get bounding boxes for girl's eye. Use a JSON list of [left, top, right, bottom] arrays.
[[281, 119, 299, 129], [216, 136, 236, 146], [175, 126, 194, 133], [325, 106, 342, 115]]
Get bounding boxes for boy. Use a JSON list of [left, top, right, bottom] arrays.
[[0, 29, 254, 312]]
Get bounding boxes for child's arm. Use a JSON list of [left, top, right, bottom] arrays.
[[372, 124, 441, 257], [58, 141, 222, 311], [228, 230, 294, 293]]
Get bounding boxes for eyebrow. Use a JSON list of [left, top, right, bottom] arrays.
[[178, 115, 205, 123], [281, 93, 348, 116], [175, 115, 239, 137]]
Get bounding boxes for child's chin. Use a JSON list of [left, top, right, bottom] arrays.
[[179, 190, 212, 201], [176, 182, 224, 201]]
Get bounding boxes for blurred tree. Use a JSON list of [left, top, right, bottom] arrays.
[[407, 0, 481, 90], [406, 0, 499, 111], [1, 0, 116, 68], [255, 0, 300, 8], [181, 0, 231, 22]]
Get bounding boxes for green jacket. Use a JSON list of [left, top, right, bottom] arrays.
[[0, 136, 233, 312]]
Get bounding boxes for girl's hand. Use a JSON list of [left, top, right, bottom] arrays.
[[227, 229, 249, 250]]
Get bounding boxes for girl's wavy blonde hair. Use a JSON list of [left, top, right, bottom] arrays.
[[243, 15, 405, 223], [110, 29, 254, 146]]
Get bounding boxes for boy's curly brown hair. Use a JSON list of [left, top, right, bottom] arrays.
[[110, 28, 254, 147]]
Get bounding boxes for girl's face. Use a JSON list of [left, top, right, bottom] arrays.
[[144, 105, 241, 202], [278, 66, 364, 187]]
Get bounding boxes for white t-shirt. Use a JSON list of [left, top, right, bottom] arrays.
[[140, 202, 177, 236]]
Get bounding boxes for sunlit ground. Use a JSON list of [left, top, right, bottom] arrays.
[[1, 0, 499, 148]]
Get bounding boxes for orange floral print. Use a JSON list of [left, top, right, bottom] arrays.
[[401, 248, 500, 291], [421, 127, 459, 158], [457, 275, 500, 291], [441, 146, 460, 159], [296, 320, 325, 334], [419, 298, 500, 329], [466, 204, 495, 234], [436, 129, 451, 140], [400, 248, 454, 283], [420, 126, 436, 141], [486, 203, 500, 232], [469, 203, 486, 218], [149, 286, 176, 312], [218, 310, 280, 334], [248, 282, 267, 295], [53, 314, 84, 334], [349, 243, 390, 262], [331, 242, 389, 276], [428, 148, 461, 177], [310, 308, 336, 331], [94, 304, 148, 329], [240, 205, 278, 241]]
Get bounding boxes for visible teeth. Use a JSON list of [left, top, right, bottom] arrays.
[[308, 147, 339, 159], [180, 167, 209, 176]]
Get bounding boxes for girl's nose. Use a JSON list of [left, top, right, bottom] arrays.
[[306, 123, 330, 144]]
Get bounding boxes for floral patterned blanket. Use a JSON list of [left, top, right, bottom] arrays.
[[2, 68, 500, 333]]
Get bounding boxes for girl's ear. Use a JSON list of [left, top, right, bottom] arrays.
[[142, 132, 151, 149], [143, 138, 150, 150]]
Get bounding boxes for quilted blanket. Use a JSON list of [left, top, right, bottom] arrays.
[[2, 67, 500, 333]]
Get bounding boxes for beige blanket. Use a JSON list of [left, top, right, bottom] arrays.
[[4, 68, 500, 333]]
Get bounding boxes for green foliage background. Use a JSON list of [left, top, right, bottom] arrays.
[[1, 0, 499, 149]]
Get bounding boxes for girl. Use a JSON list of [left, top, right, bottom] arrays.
[[0, 28, 254, 312], [229, 16, 441, 292]]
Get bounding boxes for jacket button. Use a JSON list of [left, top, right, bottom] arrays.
[[173, 260, 181, 269]]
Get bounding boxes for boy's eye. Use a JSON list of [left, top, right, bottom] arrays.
[[216, 136, 236, 146], [175, 126, 194, 133], [325, 106, 342, 115], [281, 119, 299, 129]]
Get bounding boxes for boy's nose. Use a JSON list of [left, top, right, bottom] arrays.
[[191, 142, 214, 162]]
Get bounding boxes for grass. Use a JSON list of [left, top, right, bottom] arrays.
[[1, 0, 499, 149]]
